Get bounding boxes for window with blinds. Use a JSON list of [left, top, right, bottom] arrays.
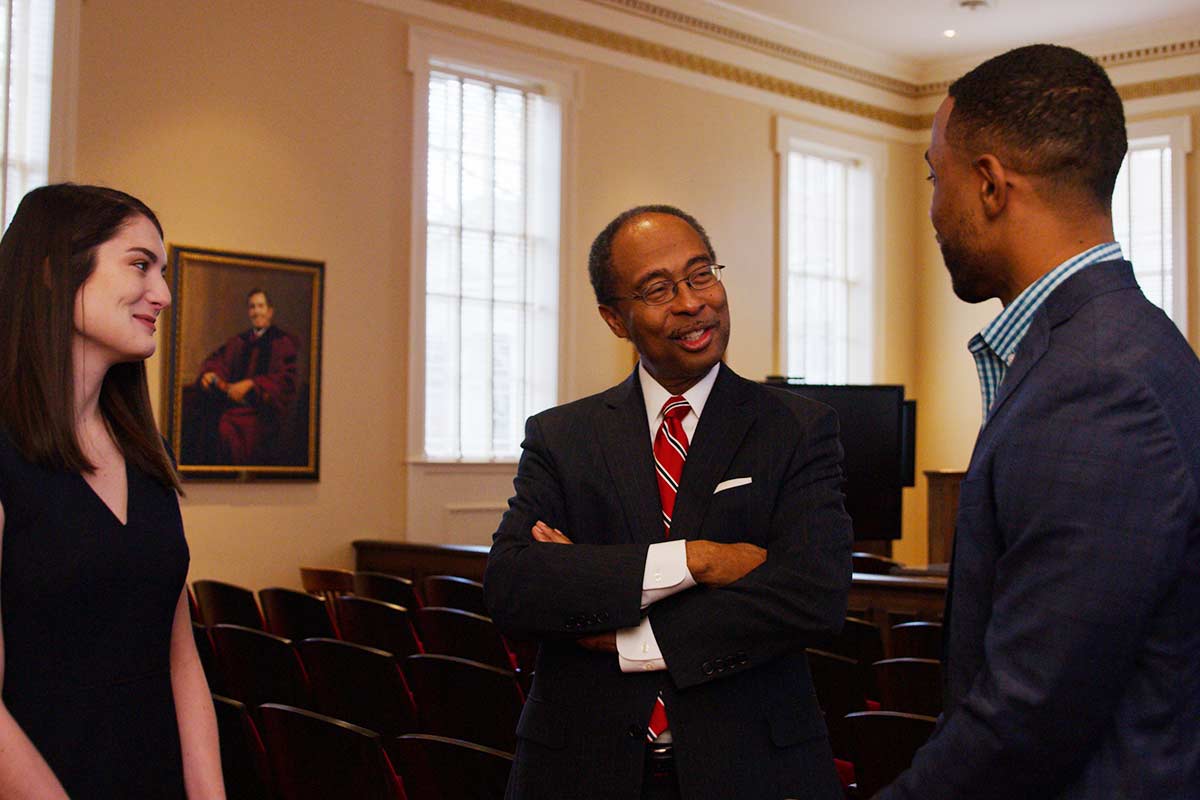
[[1113, 140, 1176, 321], [786, 153, 854, 383], [779, 132, 878, 385], [423, 67, 559, 460], [1, 0, 54, 229]]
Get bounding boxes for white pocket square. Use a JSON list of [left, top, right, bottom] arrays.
[[713, 477, 752, 494]]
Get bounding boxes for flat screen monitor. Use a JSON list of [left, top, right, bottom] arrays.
[[763, 380, 916, 541]]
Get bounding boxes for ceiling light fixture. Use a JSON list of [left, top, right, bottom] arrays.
[[943, 29, 957, 38]]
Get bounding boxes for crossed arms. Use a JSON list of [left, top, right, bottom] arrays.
[[483, 400, 853, 690]]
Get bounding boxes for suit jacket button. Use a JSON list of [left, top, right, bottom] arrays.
[[702, 661, 714, 675], [627, 724, 641, 738]]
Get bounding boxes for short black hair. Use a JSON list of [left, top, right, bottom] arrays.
[[588, 205, 715, 304], [247, 287, 272, 306], [948, 44, 1126, 208]]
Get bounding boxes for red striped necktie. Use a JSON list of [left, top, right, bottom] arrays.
[[653, 395, 691, 537], [647, 395, 690, 742]]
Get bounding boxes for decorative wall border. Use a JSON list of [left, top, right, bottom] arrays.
[[421, 0, 1200, 130], [917, 44, 1200, 97], [587, 0, 1200, 99], [1118, 72, 1200, 102], [582, 0, 921, 97], [426, 0, 922, 128]]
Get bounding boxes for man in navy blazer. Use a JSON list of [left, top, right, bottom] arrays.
[[882, 45, 1200, 798], [484, 206, 853, 799]]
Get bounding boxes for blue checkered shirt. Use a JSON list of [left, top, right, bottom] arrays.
[[969, 242, 1123, 424]]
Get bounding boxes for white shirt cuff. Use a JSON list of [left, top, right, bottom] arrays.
[[640, 539, 696, 609], [616, 615, 667, 673]]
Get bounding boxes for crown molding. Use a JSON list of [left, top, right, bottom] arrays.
[[1117, 72, 1200, 101], [419, 0, 922, 127], [581, 0, 923, 97], [394, 0, 1200, 132], [587, 1, 1200, 98]]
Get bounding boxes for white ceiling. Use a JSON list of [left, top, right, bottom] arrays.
[[690, 0, 1200, 70]]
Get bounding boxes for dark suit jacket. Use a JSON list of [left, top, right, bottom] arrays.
[[484, 363, 853, 800], [883, 260, 1200, 799]]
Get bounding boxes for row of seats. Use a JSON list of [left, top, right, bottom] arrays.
[[810, 615, 943, 796], [191, 573, 532, 676], [192, 570, 524, 798], [835, 617, 943, 663], [194, 568, 938, 798], [832, 711, 937, 798], [197, 628, 525, 752], [216, 696, 511, 800]]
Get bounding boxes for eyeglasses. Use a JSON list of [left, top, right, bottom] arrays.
[[609, 264, 726, 306]]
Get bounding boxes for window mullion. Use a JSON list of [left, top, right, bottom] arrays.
[[520, 92, 531, 428], [2, 2, 15, 223], [487, 83, 497, 457], [1158, 148, 1167, 307], [455, 75, 466, 459]]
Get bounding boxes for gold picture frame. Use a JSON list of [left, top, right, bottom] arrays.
[[162, 246, 324, 480]]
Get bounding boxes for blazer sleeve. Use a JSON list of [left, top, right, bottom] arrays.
[[483, 412, 649, 639], [648, 403, 854, 690], [881, 369, 1196, 798]]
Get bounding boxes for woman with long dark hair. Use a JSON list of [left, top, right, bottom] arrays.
[[0, 184, 223, 797]]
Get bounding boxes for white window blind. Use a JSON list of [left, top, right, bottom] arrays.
[[423, 68, 558, 460], [786, 152, 856, 384], [1113, 142, 1172, 320], [0, 0, 54, 229], [776, 119, 882, 386]]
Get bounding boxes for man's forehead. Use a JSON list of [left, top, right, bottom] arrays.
[[614, 214, 706, 259], [926, 97, 960, 168]]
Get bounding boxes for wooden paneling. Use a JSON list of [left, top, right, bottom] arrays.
[[354, 540, 489, 586], [925, 470, 965, 565]]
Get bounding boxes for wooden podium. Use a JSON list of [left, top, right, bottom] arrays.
[[925, 470, 966, 564]]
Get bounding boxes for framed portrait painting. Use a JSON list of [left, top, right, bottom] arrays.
[[162, 246, 324, 480]]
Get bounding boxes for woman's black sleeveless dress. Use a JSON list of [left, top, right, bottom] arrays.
[[0, 430, 188, 798]]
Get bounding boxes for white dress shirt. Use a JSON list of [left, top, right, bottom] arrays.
[[614, 361, 719, 674]]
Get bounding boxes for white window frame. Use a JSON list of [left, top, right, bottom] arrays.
[[406, 26, 577, 464], [1, 0, 57, 227], [1117, 116, 1191, 333], [774, 117, 887, 384]]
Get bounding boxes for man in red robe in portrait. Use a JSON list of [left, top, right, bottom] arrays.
[[194, 288, 299, 464]]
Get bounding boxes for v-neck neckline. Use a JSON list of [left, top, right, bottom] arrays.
[[78, 461, 132, 528]]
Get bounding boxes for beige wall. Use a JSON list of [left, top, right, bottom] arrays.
[[78, 0, 414, 589], [71, 0, 1197, 588]]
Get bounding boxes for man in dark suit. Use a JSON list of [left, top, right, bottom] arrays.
[[881, 45, 1200, 798], [484, 205, 853, 799]]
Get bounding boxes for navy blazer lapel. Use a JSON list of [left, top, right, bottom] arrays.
[[670, 364, 754, 540], [976, 260, 1138, 444], [598, 369, 663, 545]]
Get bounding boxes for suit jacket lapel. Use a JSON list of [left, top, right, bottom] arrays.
[[976, 260, 1136, 445], [671, 364, 754, 539], [597, 370, 663, 545]]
